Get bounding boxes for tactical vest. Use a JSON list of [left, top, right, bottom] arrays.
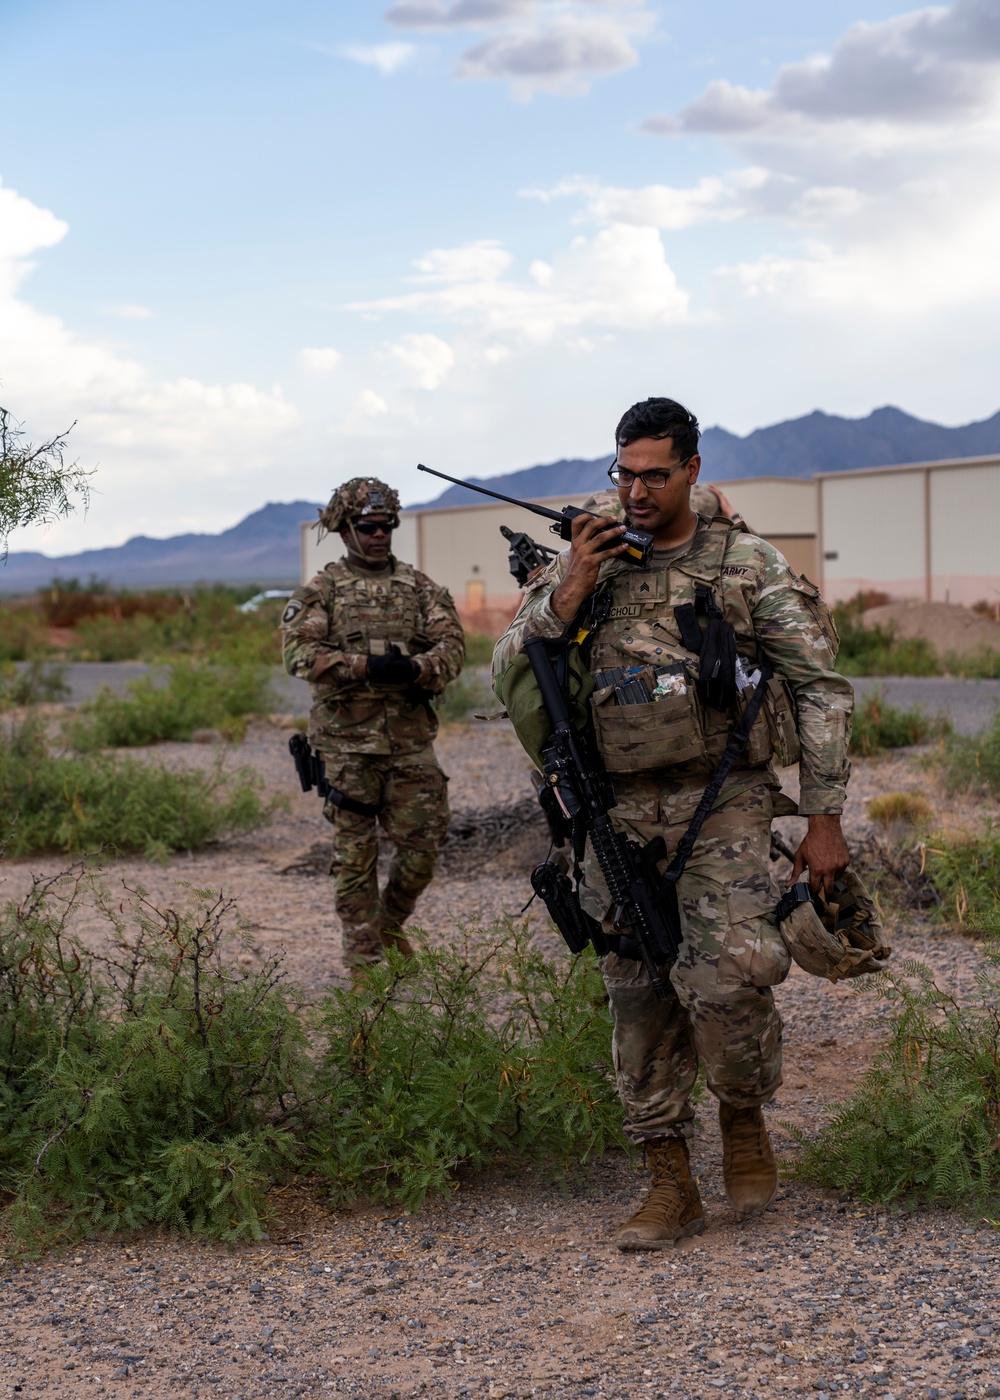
[[311, 557, 437, 754], [587, 517, 804, 777], [325, 557, 423, 657]]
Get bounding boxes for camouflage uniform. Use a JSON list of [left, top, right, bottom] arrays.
[[492, 514, 852, 1142], [282, 481, 465, 965]]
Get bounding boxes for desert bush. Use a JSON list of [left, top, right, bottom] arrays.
[[0, 714, 275, 858], [0, 881, 627, 1253], [834, 613, 940, 677], [0, 876, 307, 1251], [795, 917, 1000, 1214], [938, 709, 1000, 798], [64, 660, 276, 749], [850, 690, 949, 756], [142, 585, 284, 665], [464, 632, 497, 667], [307, 922, 625, 1210], [922, 828, 1000, 930], [0, 659, 69, 710], [942, 648, 1000, 680], [67, 612, 164, 661], [0, 604, 49, 661], [41, 577, 184, 629], [436, 673, 494, 725], [866, 791, 933, 827]]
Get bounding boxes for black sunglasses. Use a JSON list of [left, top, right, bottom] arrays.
[[353, 520, 394, 536]]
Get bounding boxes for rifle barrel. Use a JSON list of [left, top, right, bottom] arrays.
[[416, 463, 564, 525]]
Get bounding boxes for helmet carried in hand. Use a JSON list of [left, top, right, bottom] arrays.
[[776, 866, 891, 981]]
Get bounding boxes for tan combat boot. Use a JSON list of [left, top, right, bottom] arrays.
[[614, 1138, 706, 1252], [719, 1104, 778, 1218]]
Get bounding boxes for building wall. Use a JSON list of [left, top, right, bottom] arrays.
[[817, 455, 1000, 606]]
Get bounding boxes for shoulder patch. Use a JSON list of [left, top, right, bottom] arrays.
[[281, 599, 305, 626]]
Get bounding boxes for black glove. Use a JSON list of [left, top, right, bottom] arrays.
[[366, 648, 421, 686]]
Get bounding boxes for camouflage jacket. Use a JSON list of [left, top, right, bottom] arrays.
[[492, 515, 853, 823], [282, 556, 465, 757]]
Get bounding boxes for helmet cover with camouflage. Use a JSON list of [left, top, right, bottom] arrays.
[[318, 477, 401, 537], [777, 866, 891, 981]]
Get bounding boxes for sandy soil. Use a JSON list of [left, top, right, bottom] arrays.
[[1, 719, 998, 1400], [860, 601, 1000, 661]]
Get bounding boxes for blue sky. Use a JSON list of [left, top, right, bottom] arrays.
[[2, 0, 998, 551]]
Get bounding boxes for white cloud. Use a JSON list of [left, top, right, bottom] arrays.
[[350, 223, 689, 342], [644, 0, 1000, 144], [340, 42, 417, 75], [386, 0, 654, 96], [385, 333, 455, 389], [105, 303, 153, 320], [457, 16, 641, 95], [385, 0, 533, 29], [356, 389, 390, 416], [624, 0, 1000, 319], [298, 346, 343, 373], [0, 178, 297, 549]]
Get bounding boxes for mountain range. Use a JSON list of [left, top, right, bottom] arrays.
[[2, 405, 998, 591]]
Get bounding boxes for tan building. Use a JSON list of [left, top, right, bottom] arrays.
[[817, 454, 1000, 606]]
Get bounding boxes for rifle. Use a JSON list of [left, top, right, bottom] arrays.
[[416, 462, 654, 568], [288, 733, 379, 817], [523, 636, 680, 999], [500, 525, 560, 588]]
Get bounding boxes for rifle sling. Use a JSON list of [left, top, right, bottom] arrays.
[[656, 661, 775, 900]]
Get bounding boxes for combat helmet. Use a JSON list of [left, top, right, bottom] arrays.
[[776, 866, 891, 981], [318, 477, 401, 537]]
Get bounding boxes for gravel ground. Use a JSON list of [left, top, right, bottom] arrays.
[[1, 719, 998, 1399]]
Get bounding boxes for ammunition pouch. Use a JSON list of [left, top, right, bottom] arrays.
[[591, 663, 707, 774]]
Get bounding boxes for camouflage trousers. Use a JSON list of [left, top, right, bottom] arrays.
[[322, 746, 450, 966], [597, 785, 790, 1143]]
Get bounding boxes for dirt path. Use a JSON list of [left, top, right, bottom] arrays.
[[1, 721, 998, 1399]]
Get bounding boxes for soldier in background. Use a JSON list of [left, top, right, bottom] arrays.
[[281, 478, 465, 974]]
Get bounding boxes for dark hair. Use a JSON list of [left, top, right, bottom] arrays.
[[615, 397, 700, 460]]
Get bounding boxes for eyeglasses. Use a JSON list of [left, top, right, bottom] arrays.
[[608, 456, 693, 490], [353, 520, 394, 536]]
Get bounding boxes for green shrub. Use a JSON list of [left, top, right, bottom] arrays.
[[939, 707, 1000, 796], [922, 828, 1000, 930], [437, 673, 494, 724], [134, 585, 285, 665], [834, 612, 940, 677], [795, 921, 1000, 1214], [64, 660, 276, 749], [464, 632, 497, 667], [308, 922, 625, 1210], [0, 877, 307, 1252], [0, 714, 276, 857], [0, 604, 49, 661], [0, 882, 628, 1253], [942, 648, 1000, 680], [849, 689, 949, 756], [0, 659, 69, 710], [67, 612, 163, 661]]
